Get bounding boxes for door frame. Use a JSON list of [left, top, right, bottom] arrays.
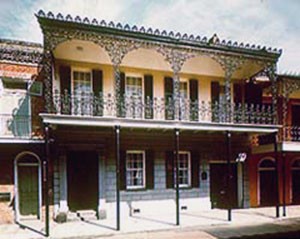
[[14, 151, 42, 222], [257, 157, 276, 206], [291, 158, 300, 204]]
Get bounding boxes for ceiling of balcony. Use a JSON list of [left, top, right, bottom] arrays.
[[53, 39, 266, 80]]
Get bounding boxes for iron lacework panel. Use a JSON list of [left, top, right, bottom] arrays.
[[52, 91, 274, 125]]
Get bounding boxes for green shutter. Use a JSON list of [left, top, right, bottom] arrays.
[[166, 151, 174, 188], [146, 150, 154, 189], [189, 79, 199, 121], [144, 74, 153, 119], [164, 77, 174, 120]]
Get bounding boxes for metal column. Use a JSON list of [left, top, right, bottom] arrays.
[[115, 125, 121, 230], [226, 131, 232, 221], [282, 152, 286, 217], [273, 132, 280, 218], [44, 124, 50, 237], [175, 128, 180, 225]]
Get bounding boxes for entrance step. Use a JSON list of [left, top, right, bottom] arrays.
[[76, 210, 98, 221], [67, 212, 81, 222]]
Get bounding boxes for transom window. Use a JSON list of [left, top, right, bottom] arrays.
[[126, 151, 145, 189], [176, 152, 191, 187], [73, 71, 92, 94]]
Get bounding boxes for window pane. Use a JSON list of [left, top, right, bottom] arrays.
[[126, 152, 144, 188]]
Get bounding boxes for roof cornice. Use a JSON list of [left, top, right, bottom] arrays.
[[36, 10, 281, 61]]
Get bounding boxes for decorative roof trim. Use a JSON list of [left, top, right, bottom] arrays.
[[0, 38, 43, 64], [36, 10, 282, 57]]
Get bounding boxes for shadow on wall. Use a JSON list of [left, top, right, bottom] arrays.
[[8, 94, 31, 137]]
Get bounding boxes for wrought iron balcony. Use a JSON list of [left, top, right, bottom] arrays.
[[52, 91, 275, 125], [283, 126, 300, 142]]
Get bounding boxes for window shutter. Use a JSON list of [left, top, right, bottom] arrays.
[[191, 151, 200, 188], [92, 70, 103, 95], [59, 65, 71, 94], [245, 81, 262, 105], [120, 72, 125, 96], [211, 81, 220, 104], [166, 151, 174, 188], [59, 65, 71, 114], [118, 72, 126, 117], [189, 79, 199, 121], [164, 77, 174, 120], [144, 74, 153, 119], [92, 70, 103, 116], [120, 150, 126, 190], [233, 83, 243, 104], [146, 150, 154, 189]]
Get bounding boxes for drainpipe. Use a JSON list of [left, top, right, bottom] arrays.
[[175, 128, 180, 225], [274, 132, 280, 218], [226, 131, 232, 221], [44, 124, 50, 237], [282, 152, 286, 217], [115, 125, 121, 230]]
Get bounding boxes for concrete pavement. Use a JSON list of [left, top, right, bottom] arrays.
[[1, 206, 300, 239]]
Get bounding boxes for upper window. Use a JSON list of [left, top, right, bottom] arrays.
[[125, 76, 142, 97], [177, 152, 191, 187], [126, 151, 145, 189], [179, 81, 188, 99], [73, 71, 92, 94]]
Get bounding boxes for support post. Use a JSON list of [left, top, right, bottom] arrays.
[[173, 72, 180, 120], [282, 152, 286, 217], [113, 64, 121, 118], [175, 128, 180, 225], [273, 132, 280, 218], [115, 125, 121, 230], [44, 124, 50, 237], [226, 131, 232, 221], [224, 69, 233, 123]]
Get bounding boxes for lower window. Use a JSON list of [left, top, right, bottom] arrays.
[[177, 152, 191, 187], [126, 151, 145, 189]]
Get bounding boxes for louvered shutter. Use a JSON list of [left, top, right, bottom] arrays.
[[144, 74, 153, 119], [92, 69, 103, 116], [166, 151, 174, 188], [189, 79, 199, 121], [164, 77, 174, 120], [191, 151, 200, 188], [146, 150, 154, 189]]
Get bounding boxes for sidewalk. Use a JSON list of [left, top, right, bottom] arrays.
[[1, 206, 300, 239]]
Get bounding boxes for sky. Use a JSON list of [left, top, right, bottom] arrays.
[[0, 0, 299, 74]]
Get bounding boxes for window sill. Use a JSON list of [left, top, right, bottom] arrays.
[[125, 187, 147, 192]]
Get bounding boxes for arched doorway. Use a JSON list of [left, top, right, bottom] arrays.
[[291, 159, 300, 204], [258, 158, 277, 206], [14, 152, 42, 221]]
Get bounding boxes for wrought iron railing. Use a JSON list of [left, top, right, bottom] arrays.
[[0, 114, 32, 138], [283, 126, 300, 142], [52, 91, 275, 125]]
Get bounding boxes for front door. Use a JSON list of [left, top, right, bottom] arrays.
[[18, 166, 39, 216], [67, 151, 98, 211], [259, 170, 277, 206], [210, 163, 238, 209]]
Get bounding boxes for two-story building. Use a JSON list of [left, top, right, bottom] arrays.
[[250, 73, 300, 215], [34, 10, 282, 228], [0, 39, 43, 224]]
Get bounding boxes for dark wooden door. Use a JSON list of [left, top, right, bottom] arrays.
[[260, 170, 277, 206], [67, 151, 98, 211], [210, 163, 238, 209], [18, 166, 39, 216], [292, 170, 300, 204]]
